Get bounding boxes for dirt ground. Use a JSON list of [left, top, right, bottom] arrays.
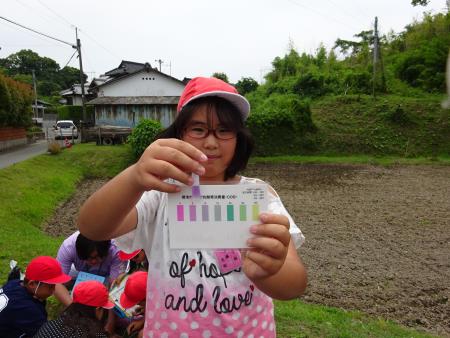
[[44, 164, 450, 336]]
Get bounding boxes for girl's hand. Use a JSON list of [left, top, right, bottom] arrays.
[[131, 138, 207, 193], [242, 213, 291, 280]]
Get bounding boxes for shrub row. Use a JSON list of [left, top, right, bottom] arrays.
[[0, 73, 33, 127], [55, 105, 95, 125]]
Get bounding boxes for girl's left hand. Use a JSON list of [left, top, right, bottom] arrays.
[[242, 213, 291, 280]]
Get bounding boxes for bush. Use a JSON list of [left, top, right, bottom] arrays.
[[384, 105, 414, 126], [47, 141, 61, 155], [247, 94, 317, 155], [0, 73, 33, 127], [127, 119, 162, 159]]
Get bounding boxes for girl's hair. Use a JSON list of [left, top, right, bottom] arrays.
[[60, 303, 107, 338], [157, 96, 254, 181], [75, 233, 111, 260]]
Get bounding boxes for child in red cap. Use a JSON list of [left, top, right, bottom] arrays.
[[34, 280, 114, 338], [120, 271, 147, 338], [0, 256, 71, 337], [79, 77, 307, 337], [113, 249, 148, 289]]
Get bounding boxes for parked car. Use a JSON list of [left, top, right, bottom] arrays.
[[54, 120, 78, 140]]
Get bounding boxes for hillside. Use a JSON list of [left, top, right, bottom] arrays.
[[309, 94, 449, 156]]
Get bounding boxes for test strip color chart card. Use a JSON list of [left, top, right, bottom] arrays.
[[168, 183, 268, 249]]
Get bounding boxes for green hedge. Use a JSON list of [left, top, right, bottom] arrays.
[[0, 73, 33, 127], [56, 105, 94, 125]]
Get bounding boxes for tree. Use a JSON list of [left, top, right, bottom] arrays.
[[0, 49, 87, 97], [235, 77, 259, 95], [411, 0, 429, 6], [211, 72, 229, 83]]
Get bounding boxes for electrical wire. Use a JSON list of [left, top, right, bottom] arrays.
[[63, 49, 78, 68], [0, 16, 75, 48], [286, 0, 361, 33]]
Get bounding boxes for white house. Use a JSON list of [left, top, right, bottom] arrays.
[[87, 61, 186, 128], [60, 83, 90, 106]]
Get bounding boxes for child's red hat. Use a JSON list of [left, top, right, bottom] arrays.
[[25, 256, 71, 284], [120, 271, 148, 309], [177, 77, 250, 120], [118, 249, 142, 261], [72, 281, 114, 309]]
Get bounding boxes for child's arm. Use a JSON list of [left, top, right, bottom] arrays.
[[242, 213, 307, 300], [78, 139, 207, 240]]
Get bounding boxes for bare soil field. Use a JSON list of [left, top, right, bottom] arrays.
[[44, 164, 450, 336]]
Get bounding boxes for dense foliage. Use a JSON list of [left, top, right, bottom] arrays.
[[0, 72, 33, 127], [0, 49, 86, 97], [56, 105, 95, 125], [243, 11, 449, 156], [127, 119, 163, 159]]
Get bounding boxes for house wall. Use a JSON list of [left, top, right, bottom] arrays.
[[72, 96, 83, 106], [95, 104, 176, 128], [98, 70, 184, 97]]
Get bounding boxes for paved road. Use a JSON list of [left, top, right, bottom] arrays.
[[0, 140, 49, 169]]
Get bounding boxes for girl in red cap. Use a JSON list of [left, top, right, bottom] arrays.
[[33, 280, 114, 338], [79, 77, 307, 337]]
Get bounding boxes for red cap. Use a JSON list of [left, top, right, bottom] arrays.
[[177, 77, 250, 120], [72, 281, 114, 309], [118, 249, 142, 261], [25, 256, 71, 284], [120, 271, 148, 309]]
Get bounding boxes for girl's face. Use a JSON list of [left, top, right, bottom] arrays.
[[182, 104, 237, 183]]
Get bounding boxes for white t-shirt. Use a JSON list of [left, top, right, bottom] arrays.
[[116, 176, 304, 338]]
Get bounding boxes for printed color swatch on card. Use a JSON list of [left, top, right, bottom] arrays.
[[168, 184, 268, 249]]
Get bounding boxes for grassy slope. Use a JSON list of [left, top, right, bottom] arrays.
[[310, 94, 450, 156]]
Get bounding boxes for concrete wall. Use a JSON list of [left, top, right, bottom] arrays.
[[0, 127, 27, 152]]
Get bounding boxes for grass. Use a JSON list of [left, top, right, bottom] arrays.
[[250, 154, 450, 166], [0, 143, 443, 336], [0, 143, 133, 279], [275, 300, 437, 338]]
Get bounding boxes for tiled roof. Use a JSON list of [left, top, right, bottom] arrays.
[[87, 96, 179, 105]]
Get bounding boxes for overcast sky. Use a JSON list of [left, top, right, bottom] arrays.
[[1, 0, 447, 84]]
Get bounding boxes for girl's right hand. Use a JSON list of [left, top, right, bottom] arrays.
[[131, 138, 207, 193]]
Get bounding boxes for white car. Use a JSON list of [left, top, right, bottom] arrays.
[[54, 120, 78, 140]]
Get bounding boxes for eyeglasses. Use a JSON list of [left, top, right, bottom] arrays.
[[184, 125, 237, 140]]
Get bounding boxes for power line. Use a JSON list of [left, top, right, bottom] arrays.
[[286, 0, 361, 33], [25, 0, 121, 64], [37, 0, 74, 27], [13, 0, 73, 33], [0, 16, 75, 48], [63, 50, 78, 68], [78, 28, 122, 62]]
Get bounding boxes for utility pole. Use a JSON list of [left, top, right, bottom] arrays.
[[155, 59, 163, 72], [75, 27, 87, 123], [372, 16, 378, 98], [31, 69, 38, 120]]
